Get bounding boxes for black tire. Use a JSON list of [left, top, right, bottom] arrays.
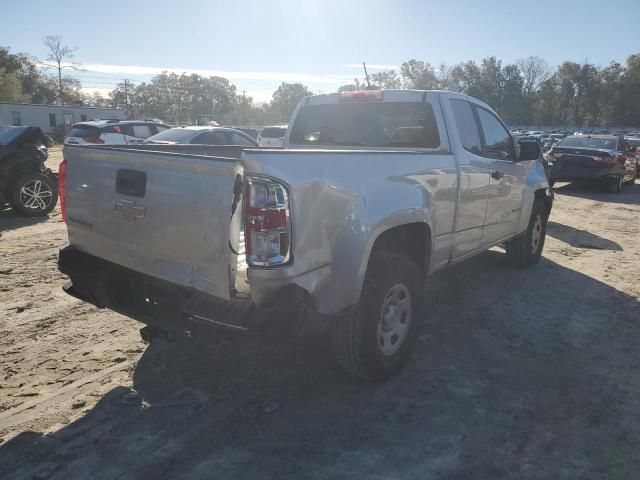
[[505, 198, 548, 268], [8, 171, 58, 217], [605, 176, 623, 193], [332, 252, 424, 381]]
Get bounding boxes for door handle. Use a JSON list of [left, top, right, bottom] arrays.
[[491, 170, 504, 180]]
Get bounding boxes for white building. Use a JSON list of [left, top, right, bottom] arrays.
[[0, 102, 126, 134]]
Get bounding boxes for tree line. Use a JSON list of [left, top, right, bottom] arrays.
[[1, 40, 640, 127]]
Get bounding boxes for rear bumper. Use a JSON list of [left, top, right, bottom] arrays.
[[58, 246, 307, 335], [549, 164, 623, 182]]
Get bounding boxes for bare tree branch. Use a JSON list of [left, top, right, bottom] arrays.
[[42, 35, 79, 105]]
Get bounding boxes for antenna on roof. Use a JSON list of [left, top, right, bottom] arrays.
[[362, 61, 371, 89]]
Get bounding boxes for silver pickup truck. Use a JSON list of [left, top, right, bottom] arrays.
[[58, 90, 552, 380]]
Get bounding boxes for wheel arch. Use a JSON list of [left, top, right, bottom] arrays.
[[366, 221, 432, 280]]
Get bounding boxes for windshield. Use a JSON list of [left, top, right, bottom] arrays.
[[144, 128, 196, 143], [289, 101, 440, 148], [0, 126, 28, 145], [557, 136, 618, 150], [261, 127, 287, 138]]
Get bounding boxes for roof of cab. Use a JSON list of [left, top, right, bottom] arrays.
[[303, 89, 494, 112]]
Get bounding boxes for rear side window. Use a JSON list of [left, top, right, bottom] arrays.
[[102, 125, 123, 134], [289, 102, 440, 148], [476, 107, 513, 159], [229, 132, 257, 146], [191, 131, 227, 145], [261, 127, 287, 138], [131, 125, 154, 138], [67, 125, 100, 138], [450, 100, 482, 155]]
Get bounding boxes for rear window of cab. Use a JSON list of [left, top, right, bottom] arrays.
[[289, 101, 440, 148]]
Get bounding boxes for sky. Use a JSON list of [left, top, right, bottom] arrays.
[[3, 0, 640, 102]]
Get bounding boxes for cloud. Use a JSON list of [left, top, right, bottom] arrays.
[[344, 63, 400, 70], [41, 62, 356, 85]]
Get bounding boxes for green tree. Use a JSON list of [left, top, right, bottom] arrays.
[[370, 70, 401, 89], [269, 82, 312, 122], [623, 54, 640, 126], [400, 59, 438, 89]]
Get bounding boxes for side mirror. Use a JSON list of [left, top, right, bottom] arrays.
[[517, 139, 541, 161]]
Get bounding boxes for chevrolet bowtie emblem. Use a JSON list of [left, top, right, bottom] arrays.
[[113, 200, 147, 221]]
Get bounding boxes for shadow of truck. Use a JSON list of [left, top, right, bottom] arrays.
[[2, 250, 640, 479]]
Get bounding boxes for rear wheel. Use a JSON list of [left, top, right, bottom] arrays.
[[505, 198, 548, 268], [332, 252, 424, 380], [8, 172, 58, 217]]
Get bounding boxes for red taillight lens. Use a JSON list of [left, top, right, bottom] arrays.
[[86, 137, 104, 144], [58, 159, 67, 222], [339, 90, 384, 102], [244, 176, 291, 267]]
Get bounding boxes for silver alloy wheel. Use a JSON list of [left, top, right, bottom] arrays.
[[19, 179, 53, 211], [377, 283, 412, 356], [531, 214, 543, 254]]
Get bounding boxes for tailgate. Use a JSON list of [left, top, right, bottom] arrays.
[[64, 146, 243, 301]]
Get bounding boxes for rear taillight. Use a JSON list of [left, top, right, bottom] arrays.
[[58, 159, 67, 222], [339, 90, 384, 102], [244, 176, 291, 267], [86, 137, 104, 144]]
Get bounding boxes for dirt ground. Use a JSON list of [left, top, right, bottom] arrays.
[[1, 149, 639, 479]]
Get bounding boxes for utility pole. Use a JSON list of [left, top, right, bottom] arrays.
[[123, 79, 129, 116], [241, 90, 247, 125], [363, 61, 371, 89]]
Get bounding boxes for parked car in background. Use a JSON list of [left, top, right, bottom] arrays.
[[65, 120, 170, 145], [143, 126, 258, 146], [58, 89, 552, 380], [0, 126, 57, 216], [257, 125, 287, 147], [547, 135, 637, 191]]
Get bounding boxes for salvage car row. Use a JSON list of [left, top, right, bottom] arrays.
[[63, 118, 286, 147]]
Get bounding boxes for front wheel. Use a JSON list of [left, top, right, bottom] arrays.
[[505, 198, 548, 268], [8, 171, 58, 217], [607, 176, 624, 193], [332, 252, 424, 380]]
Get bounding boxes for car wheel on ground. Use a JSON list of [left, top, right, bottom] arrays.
[[332, 252, 424, 380], [8, 172, 58, 217], [607, 176, 624, 193], [505, 198, 548, 268]]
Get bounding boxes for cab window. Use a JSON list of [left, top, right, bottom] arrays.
[[476, 107, 513, 160], [450, 99, 482, 155]]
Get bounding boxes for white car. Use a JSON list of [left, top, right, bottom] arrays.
[[144, 126, 258, 146], [64, 120, 170, 145], [257, 125, 287, 147]]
